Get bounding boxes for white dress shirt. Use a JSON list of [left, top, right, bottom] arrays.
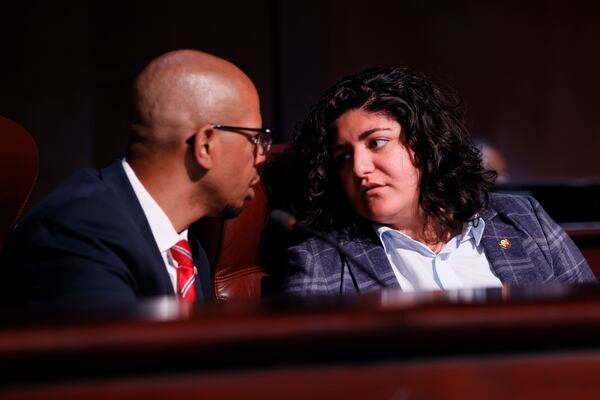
[[374, 218, 502, 291], [122, 159, 187, 292]]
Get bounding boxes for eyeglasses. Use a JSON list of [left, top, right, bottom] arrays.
[[212, 124, 273, 156]]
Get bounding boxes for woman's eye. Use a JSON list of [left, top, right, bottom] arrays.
[[368, 138, 388, 149], [332, 150, 352, 164]]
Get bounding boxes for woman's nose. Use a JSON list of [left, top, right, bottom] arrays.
[[352, 148, 374, 177]]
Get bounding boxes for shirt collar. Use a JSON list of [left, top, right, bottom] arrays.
[[469, 217, 486, 246], [121, 159, 187, 252], [374, 224, 427, 255], [373, 217, 486, 248]]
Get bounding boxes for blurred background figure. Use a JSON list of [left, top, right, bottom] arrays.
[[473, 137, 510, 184]]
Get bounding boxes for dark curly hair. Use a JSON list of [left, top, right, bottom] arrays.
[[289, 67, 496, 239]]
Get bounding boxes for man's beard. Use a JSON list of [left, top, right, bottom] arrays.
[[222, 204, 243, 219]]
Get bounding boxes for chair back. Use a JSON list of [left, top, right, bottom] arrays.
[[191, 144, 289, 301], [192, 182, 269, 301], [0, 116, 39, 250]]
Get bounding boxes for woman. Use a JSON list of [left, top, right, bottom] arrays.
[[280, 67, 595, 295]]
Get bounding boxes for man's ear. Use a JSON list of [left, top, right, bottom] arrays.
[[192, 125, 217, 170]]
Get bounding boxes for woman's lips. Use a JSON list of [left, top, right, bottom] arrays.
[[362, 183, 386, 196]]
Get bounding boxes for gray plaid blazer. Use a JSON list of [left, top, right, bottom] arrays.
[[282, 193, 596, 295]]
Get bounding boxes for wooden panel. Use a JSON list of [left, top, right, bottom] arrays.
[[1, 348, 600, 399], [1, 285, 600, 387]]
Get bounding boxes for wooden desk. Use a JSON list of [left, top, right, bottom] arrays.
[[2, 284, 600, 399]]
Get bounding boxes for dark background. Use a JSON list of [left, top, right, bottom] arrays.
[[2, 0, 599, 207]]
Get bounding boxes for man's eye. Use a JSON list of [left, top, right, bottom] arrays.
[[368, 138, 388, 149]]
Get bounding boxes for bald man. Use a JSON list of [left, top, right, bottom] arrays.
[[0, 50, 271, 311]]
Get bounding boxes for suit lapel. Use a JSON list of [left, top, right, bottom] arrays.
[[188, 232, 215, 302], [101, 160, 175, 295], [481, 209, 543, 285]]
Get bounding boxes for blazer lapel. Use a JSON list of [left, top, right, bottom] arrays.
[[481, 209, 544, 285], [339, 232, 400, 293]]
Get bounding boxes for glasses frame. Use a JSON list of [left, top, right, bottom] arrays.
[[211, 124, 273, 156]]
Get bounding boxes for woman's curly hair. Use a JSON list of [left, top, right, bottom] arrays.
[[289, 67, 496, 239]]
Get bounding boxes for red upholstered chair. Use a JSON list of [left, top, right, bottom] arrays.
[[192, 182, 269, 301], [192, 144, 289, 301], [0, 116, 39, 250]]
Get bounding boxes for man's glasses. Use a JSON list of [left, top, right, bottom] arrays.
[[212, 124, 273, 156]]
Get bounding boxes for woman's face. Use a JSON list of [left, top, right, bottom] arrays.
[[332, 108, 421, 229]]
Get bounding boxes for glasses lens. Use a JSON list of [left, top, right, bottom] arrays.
[[259, 133, 272, 154]]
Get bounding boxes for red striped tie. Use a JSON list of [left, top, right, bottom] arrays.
[[169, 240, 197, 302]]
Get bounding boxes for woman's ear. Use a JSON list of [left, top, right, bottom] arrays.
[[191, 125, 216, 170]]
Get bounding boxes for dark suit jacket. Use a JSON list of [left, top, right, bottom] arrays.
[[0, 160, 214, 311], [282, 193, 597, 295]]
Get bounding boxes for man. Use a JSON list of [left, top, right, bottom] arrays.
[[0, 50, 272, 311]]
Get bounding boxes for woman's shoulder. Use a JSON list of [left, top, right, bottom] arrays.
[[488, 191, 540, 215]]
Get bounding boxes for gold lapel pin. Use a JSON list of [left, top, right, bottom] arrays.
[[499, 238, 511, 249]]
